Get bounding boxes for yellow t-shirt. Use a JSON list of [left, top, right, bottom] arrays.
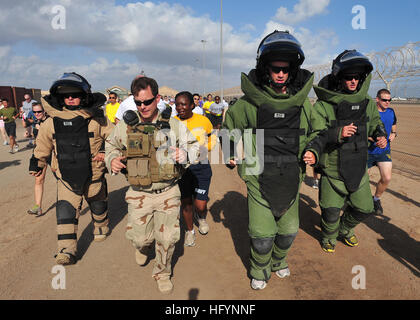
[[202, 101, 213, 114], [175, 113, 216, 152], [105, 102, 120, 123]]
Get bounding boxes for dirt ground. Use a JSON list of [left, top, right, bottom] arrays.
[[0, 106, 419, 301]]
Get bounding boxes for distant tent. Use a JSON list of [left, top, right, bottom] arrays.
[[106, 86, 130, 101]]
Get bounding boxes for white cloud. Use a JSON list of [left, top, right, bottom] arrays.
[[0, 0, 338, 92], [274, 0, 330, 25]]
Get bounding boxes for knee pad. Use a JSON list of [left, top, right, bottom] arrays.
[[56, 200, 77, 225], [251, 237, 274, 255], [274, 233, 297, 250], [348, 207, 371, 222], [88, 200, 108, 215], [322, 207, 341, 223]]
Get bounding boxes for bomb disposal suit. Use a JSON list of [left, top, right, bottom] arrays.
[[31, 73, 114, 264], [304, 50, 387, 249], [222, 31, 322, 282], [105, 107, 199, 281]]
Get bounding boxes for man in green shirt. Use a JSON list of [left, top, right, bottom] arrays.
[[0, 98, 21, 153]]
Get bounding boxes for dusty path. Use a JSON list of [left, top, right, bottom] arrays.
[[0, 121, 419, 300]]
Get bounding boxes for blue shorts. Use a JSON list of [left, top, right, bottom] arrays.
[[178, 163, 212, 201], [368, 150, 392, 168]]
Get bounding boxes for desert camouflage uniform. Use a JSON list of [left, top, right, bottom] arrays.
[[105, 112, 199, 280]]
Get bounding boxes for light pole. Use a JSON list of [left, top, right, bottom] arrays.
[[220, 0, 224, 105], [201, 39, 207, 97]]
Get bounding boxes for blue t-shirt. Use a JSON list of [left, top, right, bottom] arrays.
[[368, 107, 397, 155], [26, 111, 38, 128]]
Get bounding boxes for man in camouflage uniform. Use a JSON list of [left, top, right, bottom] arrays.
[[105, 76, 199, 294]]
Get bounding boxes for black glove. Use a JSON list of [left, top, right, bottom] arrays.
[[29, 154, 43, 174]]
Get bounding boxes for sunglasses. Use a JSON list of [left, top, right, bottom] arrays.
[[109, 96, 116, 99], [380, 98, 392, 102], [61, 93, 84, 99], [343, 74, 361, 81], [33, 111, 44, 114], [269, 65, 290, 74], [134, 96, 156, 106]]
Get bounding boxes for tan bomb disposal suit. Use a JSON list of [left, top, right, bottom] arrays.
[[105, 110, 199, 285], [34, 100, 114, 261]]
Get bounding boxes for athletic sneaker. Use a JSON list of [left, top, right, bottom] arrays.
[[27, 205, 42, 216], [3, 141, 8, 145], [9, 149, 14, 154], [373, 197, 383, 215], [340, 233, 359, 247], [195, 214, 209, 235], [184, 230, 196, 247], [312, 179, 319, 189], [13, 144, 19, 152], [26, 142, 34, 148], [321, 241, 336, 253], [275, 267, 291, 278], [251, 279, 267, 290]]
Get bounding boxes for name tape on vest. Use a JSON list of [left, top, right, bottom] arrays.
[[274, 113, 286, 119]]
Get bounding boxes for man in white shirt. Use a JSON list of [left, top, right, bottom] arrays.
[[192, 93, 204, 115]]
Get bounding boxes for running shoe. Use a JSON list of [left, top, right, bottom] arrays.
[[184, 230, 196, 247], [321, 241, 336, 253], [13, 144, 19, 152], [27, 205, 42, 216], [373, 197, 383, 215], [3, 141, 8, 146], [339, 233, 359, 247], [275, 267, 291, 278], [9, 149, 15, 154], [251, 279, 267, 290], [195, 214, 209, 235]]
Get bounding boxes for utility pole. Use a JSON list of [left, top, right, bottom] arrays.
[[220, 0, 224, 104], [201, 40, 207, 97]]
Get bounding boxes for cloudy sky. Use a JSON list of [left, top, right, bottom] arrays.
[[0, 0, 418, 94]]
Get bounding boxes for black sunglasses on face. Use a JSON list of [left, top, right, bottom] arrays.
[[109, 96, 116, 99], [270, 65, 290, 74], [61, 93, 84, 99], [33, 111, 44, 114], [134, 96, 156, 106], [343, 74, 361, 81], [380, 98, 392, 102]]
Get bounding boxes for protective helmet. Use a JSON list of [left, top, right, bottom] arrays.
[[257, 30, 305, 66], [331, 50, 373, 79], [256, 30, 305, 87], [49, 72, 92, 107]]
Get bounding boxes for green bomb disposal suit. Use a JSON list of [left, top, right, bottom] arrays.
[[306, 74, 385, 246], [223, 69, 321, 281]]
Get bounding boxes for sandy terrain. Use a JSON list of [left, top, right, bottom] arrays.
[[0, 106, 418, 301]]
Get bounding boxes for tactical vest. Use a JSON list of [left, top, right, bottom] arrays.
[[256, 103, 304, 218], [333, 99, 369, 192], [125, 117, 181, 187], [53, 116, 93, 195]]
